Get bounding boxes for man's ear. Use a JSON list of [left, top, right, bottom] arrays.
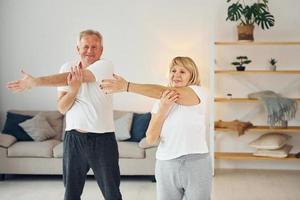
[[76, 46, 80, 54], [100, 46, 104, 55]]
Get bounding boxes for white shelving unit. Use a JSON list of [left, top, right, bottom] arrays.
[[211, 41, 300, 170]]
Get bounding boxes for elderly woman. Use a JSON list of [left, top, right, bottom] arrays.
[[101, 56, 211, 200]]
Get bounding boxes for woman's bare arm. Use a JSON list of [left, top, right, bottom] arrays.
[[101, 74, 200, 106]]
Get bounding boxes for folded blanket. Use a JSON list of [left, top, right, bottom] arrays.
[[248, 90, 297, 127], [215, 120, 253, 136]]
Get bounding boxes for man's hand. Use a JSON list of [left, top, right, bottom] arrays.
[[67, 66, 83, 94], [100, 74, 128, 94], [6, 70, 36, 92]]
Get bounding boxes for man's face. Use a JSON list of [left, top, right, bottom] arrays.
[[77, 34, 103, 67]]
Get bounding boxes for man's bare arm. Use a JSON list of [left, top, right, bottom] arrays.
[[57, 67, 83, 114], [35, 70, 95, 86], [57, 92, 77, 114], [7, 68, 95, 92]]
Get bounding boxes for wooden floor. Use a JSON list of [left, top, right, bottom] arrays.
[[0, 169, 300, 200], [212, 169, 300, 200]]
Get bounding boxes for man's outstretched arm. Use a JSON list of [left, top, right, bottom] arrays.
[[6, 68, 95, 92]]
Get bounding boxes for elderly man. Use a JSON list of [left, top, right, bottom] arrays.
[[7, 29, 122, 200]]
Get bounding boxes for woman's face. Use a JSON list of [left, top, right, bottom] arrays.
[[169, 65, 192, 87]]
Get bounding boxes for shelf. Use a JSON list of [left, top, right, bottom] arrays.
[[215, 41, 300, 45], [215, 98, 300, 103], [212, 40, 300, 169], [215, 126, 300, 133], [215, 70, 300, 74], [215, 152, 299, 161]]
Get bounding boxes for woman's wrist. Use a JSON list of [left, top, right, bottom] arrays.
[[158, 105, 169, 115]]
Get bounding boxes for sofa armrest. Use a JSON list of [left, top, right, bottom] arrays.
[[138, 137, 159, 149], [0, 133, 17, 148]]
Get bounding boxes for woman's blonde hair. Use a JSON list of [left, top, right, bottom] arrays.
[[169, 56, 201, 86]]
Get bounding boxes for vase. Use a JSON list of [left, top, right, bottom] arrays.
[[269, 65, 276, 71], [280, 120, 288, 128], [236, 66, 245, 71], [237, 24, 254, 41]]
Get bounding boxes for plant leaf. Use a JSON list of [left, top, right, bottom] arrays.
[[231, 62, 240, 66], [226, 3, 243, 21], [255, 11, 275, 29]]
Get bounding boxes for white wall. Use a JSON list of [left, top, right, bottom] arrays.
[[0, 0, 299, 169], [0, 0, 216, 116]]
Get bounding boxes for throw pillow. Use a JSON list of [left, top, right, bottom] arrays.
[[114, 112, 133, 141], [2, 112, 33, 141], [19, 113, 57, 141], [0, 134, 17, 147], [253, 145, 293, 158], [129, 112, 151, 142], [249, 133, 291, 150], [138, 137, 159, 149], [9, 110, 64, 140]]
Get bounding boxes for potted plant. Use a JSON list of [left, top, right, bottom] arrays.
[[269, 58, 277, 71], [231, 56, 252, 71], [226, 0, 275, 41]]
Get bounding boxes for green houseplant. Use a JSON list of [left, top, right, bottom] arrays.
[[269, 58, 277, 71], [231, 56, 252, 71], [226, 0, 275, 41]]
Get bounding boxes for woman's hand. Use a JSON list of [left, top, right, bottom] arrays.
[[100, 74, 128, 94], [67, 66, 82, 94], [158, 89, 179, 116]]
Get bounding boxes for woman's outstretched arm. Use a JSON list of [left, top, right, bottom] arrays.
[[101, 74, 200, 106]]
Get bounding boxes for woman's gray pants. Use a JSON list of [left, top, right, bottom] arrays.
[[155, 153, 212, 200]]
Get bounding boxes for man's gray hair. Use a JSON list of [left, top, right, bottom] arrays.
[[77, 29, 103, 46]]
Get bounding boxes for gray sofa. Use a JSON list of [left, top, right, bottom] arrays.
[[0, 110, 157, 179]]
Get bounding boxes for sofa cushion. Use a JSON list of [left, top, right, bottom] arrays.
[[8, 139, 61, 158], [253, 144, 293, 158], [19, 113, 58, 141], [129, 112, 151, 142], [9, 110, 64, 141], [53, 142, 63, 158], [0, 133, 17, 147], [117, 141, 145, 158], [114, 111, 133, 141], [2, 112, 34, 141], [53, 141, 145, 159]]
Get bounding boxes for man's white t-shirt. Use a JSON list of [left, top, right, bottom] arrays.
[[152, 85, 209, 160], [57, 59, 114, 133]]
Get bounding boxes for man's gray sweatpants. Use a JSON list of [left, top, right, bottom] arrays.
[[155, 153, 212, 200]]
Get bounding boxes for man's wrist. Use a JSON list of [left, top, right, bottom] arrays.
[[31, 78, 38, 88]]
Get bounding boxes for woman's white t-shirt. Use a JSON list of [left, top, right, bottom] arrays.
[[57, 59, 114, 133], [152, 85, 209, 160]]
